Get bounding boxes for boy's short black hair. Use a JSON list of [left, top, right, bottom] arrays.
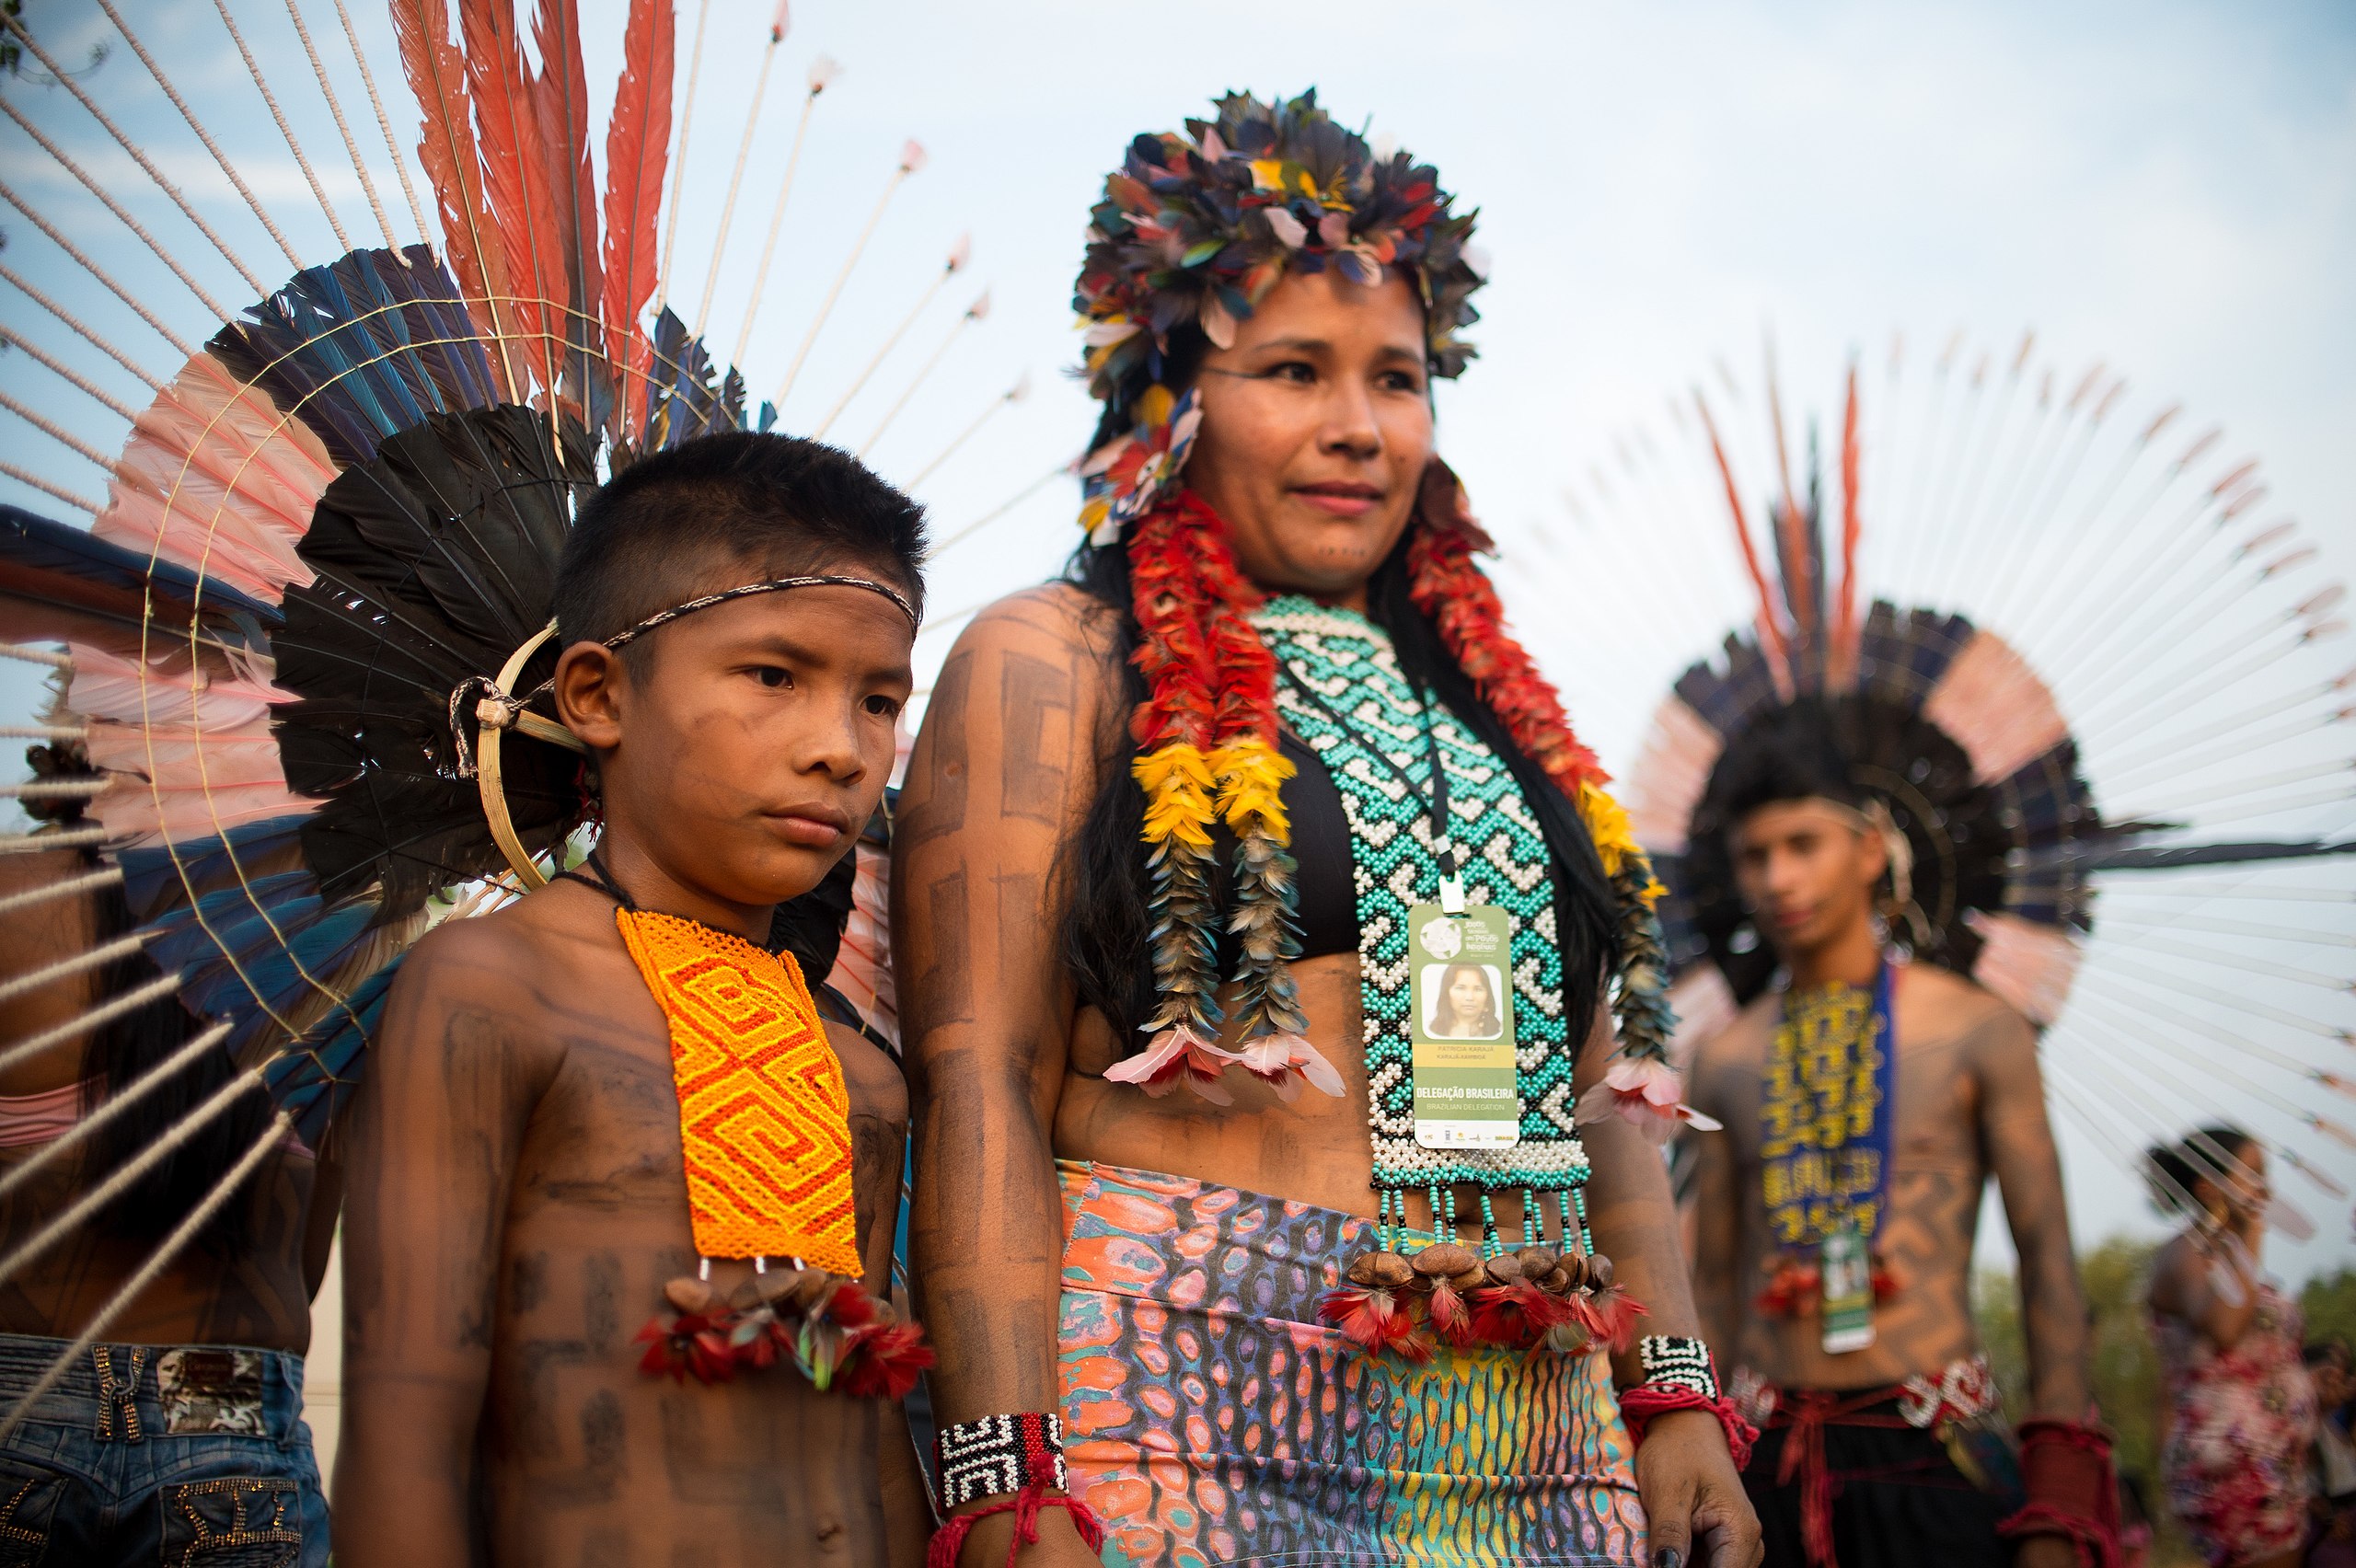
[[1699, 696, 1866, 835], [552, 432, 927, 658]]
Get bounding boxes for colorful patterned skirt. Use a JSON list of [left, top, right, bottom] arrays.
[[1056, 1160, 1647, 1567]]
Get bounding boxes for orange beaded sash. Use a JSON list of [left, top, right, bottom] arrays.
[[614, 907, 861, 1276]]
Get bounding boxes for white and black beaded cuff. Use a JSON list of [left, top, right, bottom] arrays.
[[1637, 1334, 1720, 1401], [935, 1411, 1067, 1509]]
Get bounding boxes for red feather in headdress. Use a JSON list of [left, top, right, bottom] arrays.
[[1423, 1274, 1480, 1351], [601, 0, 675, 430], [530, 0, 603, 383], [389, 0, 521, 398], [459, 0, 569, 396], [1831, 362, 1863, 689], [1697, 392, 1795, 701]]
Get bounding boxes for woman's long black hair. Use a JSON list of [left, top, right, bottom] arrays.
[[21, 735, 276, 1252], [1055, 519, 1622, 1058]]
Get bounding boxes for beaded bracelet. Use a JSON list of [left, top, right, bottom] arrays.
[[1618, 1335, 1758, 1470], [935, 1412, 1067, 1508], [928, 1412, 1107, 1568]]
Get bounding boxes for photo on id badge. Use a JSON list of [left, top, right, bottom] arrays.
[[1411, 905, 1519, 1149], [1422, 962, 1505, 1041]]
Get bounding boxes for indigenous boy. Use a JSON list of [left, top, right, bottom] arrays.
[[1683, 703, 2112, 1568], [334, 434, 929, 1566]]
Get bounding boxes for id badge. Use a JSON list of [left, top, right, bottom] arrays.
[[1819, 1216, 1876, 1354], [1408, 901, 1519, 1149]]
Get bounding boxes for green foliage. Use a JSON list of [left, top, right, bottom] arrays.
[[1, 3, 21, 78], [1977, 1235, 2199, 1564], [2303, 1267, 2356, 1354]]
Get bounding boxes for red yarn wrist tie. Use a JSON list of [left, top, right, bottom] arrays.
[[1997, 1419, 2120, 1568], [924, 1483, 1108, 1568], [1619, 1382, 1759, 1471]]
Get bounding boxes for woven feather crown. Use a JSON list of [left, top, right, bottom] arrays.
[[1074, 89, 1484, 433]]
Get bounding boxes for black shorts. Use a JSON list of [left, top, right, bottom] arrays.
[[1742, 1398, 2008, 1568]]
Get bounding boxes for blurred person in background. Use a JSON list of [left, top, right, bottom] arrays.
[[1682, 701, 2110, 1568], [2303, 1340, 2356, 1567], [2146, 1128, 2316, 1568], [0, 736, 337, 1565]]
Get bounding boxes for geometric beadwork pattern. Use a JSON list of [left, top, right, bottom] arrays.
[[1637, 1334, 1722, 1401], [1254, 598, 1589, 1194], [935, 1412, 1068, 1507], [614, 908, 860, 1274]]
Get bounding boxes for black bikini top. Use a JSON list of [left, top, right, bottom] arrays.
[[1276, 729, 1356, 962]]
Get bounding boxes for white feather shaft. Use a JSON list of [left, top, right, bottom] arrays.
[[0, 866, 121, 918], [0, 974, 183, 1079], [731, 88, 822, 370], [773, 163, 912, 409], [327, 0, 431, 245], [0, 928, 142, 1002], [692, 27, 784, 335], [209, 0, 352, 251], [0, 184, 197, 356], [0, 328, 137, 420], [0, 16, 262, 294], [0, 1020, 232, 1208], [0, 99, 231, 320], [0, 261, 164, 389], [283, 0, 398, 252], [0, 1073, 265, 1299], [0, 463, 102, 516], [655, 0, 714, 308], [810, 261, 947, 439], [93, 0, 305, 273]]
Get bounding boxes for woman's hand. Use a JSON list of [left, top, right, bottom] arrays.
[[1634, 1410, 1762, 1568]]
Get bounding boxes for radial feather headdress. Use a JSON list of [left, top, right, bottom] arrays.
[[1071, 92, 1674, 1102], [0, 0, 1010, 1434], [1568, 340, 2356, 1227]]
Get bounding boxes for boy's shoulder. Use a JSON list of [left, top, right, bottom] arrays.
[[826, 1019, 907, 1127], [381, 881, 649, 1077], [396, 881, 615, 993]]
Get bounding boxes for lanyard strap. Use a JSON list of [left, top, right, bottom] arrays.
[[1275, 663, 1466, 914]]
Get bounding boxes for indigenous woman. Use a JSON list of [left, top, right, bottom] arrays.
[[2147, 1129, 2317, 1568], [900, 92, 1759, 1567], [1430, 963, 1504, 1041]]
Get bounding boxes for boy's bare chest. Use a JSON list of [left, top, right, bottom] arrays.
[[515, 1026, 694, 1217]]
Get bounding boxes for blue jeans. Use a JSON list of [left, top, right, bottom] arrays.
[[0, 1332, 328, 1567]]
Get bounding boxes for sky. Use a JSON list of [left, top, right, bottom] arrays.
[[1, 0, 2353, 1280]]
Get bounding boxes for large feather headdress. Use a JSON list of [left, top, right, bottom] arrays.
[[0, 0, 1004, 1433]]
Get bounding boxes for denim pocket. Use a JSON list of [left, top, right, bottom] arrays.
[[0, 1463, 58, 1568], [160, 1477, 300, 1568]]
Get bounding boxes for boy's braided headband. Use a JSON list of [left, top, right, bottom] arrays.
[[454, 573, 919, 890]]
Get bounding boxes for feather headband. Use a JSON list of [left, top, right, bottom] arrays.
[[1074, 89, 1485, 538]]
